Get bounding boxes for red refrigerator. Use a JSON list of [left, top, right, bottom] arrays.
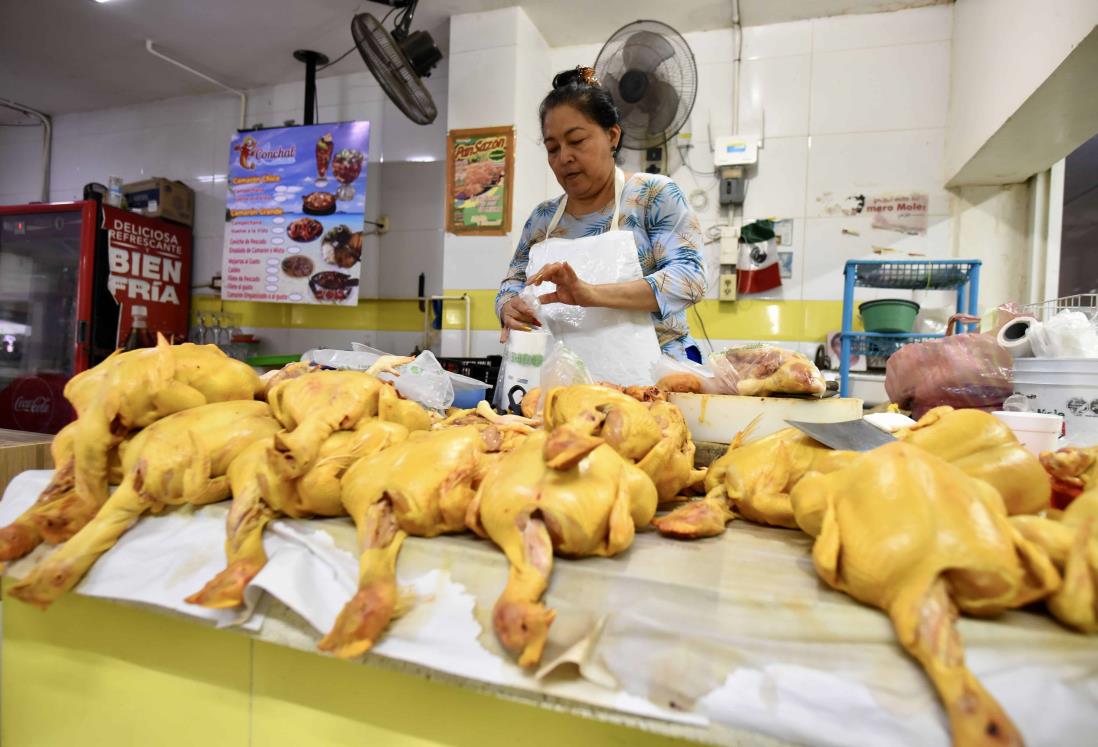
[[0, 199, 192, 434]]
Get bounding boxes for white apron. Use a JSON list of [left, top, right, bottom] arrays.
[[524, 168, 663, 385]]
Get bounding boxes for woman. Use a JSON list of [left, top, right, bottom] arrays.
[[496, 66, 708, 362]]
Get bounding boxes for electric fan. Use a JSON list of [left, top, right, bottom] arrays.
[[594, 20, 697, 150]]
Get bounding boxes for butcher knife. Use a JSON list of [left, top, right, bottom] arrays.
[[785, 418, 896, 452]]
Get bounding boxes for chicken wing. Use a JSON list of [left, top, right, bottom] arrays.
[[1040, 446, 1098, 509], [8, 401, 279, 609], [0, 338, 259, 562], [266, 369, 430, 479], [186, 420, 410, 609], [469, 429, 658, 667], [1011, 489, 1098, 632], [319, 425, 501, 658], [897, 406, 1051, 515], [797, 443, 1059, 747]]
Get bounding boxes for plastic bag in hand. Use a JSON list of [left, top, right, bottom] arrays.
[[885, 334, 1013, 419], [707, 345, 826, 396]]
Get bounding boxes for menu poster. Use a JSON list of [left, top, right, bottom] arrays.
[[103, 205, 192, 345], [446, 126, 514, 236], [221, 122, 370, 305]]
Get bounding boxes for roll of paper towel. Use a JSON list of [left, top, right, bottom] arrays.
[[997, 316, 1038, 358]]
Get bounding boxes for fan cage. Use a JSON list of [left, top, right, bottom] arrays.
[[595, 20, 697, 150], [352, 13, 437, 125]]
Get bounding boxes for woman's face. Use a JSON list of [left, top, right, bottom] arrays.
[[542, 104, 620, 201]]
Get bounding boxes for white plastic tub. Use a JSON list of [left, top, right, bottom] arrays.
[[1012, 357, 1098, 446], [992, 411, 1063, 454]]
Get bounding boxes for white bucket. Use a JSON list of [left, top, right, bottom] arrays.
[[992, 411, 1064, 454], [1012, 359, 1098, 446]]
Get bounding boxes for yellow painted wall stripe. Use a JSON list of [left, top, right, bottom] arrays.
[[193, 293, 852, 342]]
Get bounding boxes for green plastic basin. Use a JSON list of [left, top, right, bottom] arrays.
[[859, 299, 920, 333]]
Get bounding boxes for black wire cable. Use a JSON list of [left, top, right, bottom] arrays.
[[317, 3, 400, 72], [693, 305, 715, 355]]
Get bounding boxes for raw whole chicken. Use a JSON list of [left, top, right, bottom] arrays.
[[655, 426, 855, 537], [257, 360, 318, 401], [266, 363, 430, 479], [1011, 489, 1098, 632], [539, 385, 703, 501], [468, 429, 658, 667], [1040, 446, 1098, 509], [792, 443, 1059, 747], [8, 401, 280, 609], [319, 425, 511, 658], [0, 337, 258, 562], [896, 406, 1051, 515], [717, 346, 825, 397], [186, 420, 410, 609], [0, 423, 126, 564]]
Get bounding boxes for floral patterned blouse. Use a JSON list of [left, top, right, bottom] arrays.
[[496, 172, 707, 359]]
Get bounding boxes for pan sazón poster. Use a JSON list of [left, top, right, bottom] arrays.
[[446, 126, 514, 236]]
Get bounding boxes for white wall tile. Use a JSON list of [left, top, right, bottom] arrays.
[[743, 136, 809, 219], [801, 214, 953, 301], [806, 129, 951, 218], [809, 42, 950, 134], [687, 29, 736, 64], [378, 228, 445, 299], [694, 61, 735, 135], [447, 47, 518, 130], [738, 54, 811, 137], [811, 5, 952, 53], [741, 20, 812, 60], [442, 234, 515, 290], [441, 329, 503, 358], [450, 7, 520, 54], [548, 44, 603, 75], [380, 161, 445, 232], [380, 75, 448, 162]]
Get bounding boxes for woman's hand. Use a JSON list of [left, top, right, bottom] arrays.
[[527, 262, 597, 307], [499, 296, 542, 343]]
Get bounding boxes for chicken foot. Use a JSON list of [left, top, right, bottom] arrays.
[[493, 512, 556, 668], [894, 579, 1023, 747], [319, 498, 407, 659]]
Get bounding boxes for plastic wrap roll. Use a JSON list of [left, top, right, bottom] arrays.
[[997, 315, 1037, 358]]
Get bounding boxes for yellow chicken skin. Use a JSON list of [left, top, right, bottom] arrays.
[[319, 425, 504, 659], [0, 424, 124, 563], [658, 427, 856, 537], [897, 406, 1051, 515], [540, 385, 663, 467], [468, 430, 658, 668], [8, 401, 280, 609], [539, 385, 701, 501], [1011, 489, 1098, 632], [1040, 446, 1098, 509], [266, 363, 430, 480], [59, 336, 260, 546], [187, 420, 410, 609], [800, 443, 1060, 747]]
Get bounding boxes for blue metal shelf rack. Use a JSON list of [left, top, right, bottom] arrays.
[[840, 259, 982, 397]]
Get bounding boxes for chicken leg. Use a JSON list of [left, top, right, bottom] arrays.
[[9, 401, 279, 608], [187, 420, 409, 609]]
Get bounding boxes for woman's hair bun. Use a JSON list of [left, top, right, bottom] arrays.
[[552, 66, 601, 90]]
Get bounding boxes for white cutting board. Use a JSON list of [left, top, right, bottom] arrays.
[[670, 392, 864, 444]]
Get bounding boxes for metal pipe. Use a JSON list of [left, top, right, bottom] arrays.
[[145, 40, 247, 129], [1027, 170, 1049, 304], [731, 0, 742, 134], [0, 98, 51, 202], [1044, 159, 1066, 302]]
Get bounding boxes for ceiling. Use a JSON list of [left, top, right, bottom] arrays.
[[0, 0, 950, 119]]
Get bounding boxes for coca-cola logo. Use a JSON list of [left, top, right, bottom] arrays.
[[14, 395, 50, 414]]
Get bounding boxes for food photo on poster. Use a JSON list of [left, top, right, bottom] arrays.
[[221, 122, 370, 305]]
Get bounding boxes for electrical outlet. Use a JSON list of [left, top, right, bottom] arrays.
[[376, 215, 390, 234], [211, 273, 222, 291], [719, 272, 737, 301], [719, 226, 739, 264]]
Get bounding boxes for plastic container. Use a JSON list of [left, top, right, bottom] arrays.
[[1012, 357, 1098, 446], [991, 411, 1064, 454], [452, 381, 489, 409], [859, 299, 920, 333]]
